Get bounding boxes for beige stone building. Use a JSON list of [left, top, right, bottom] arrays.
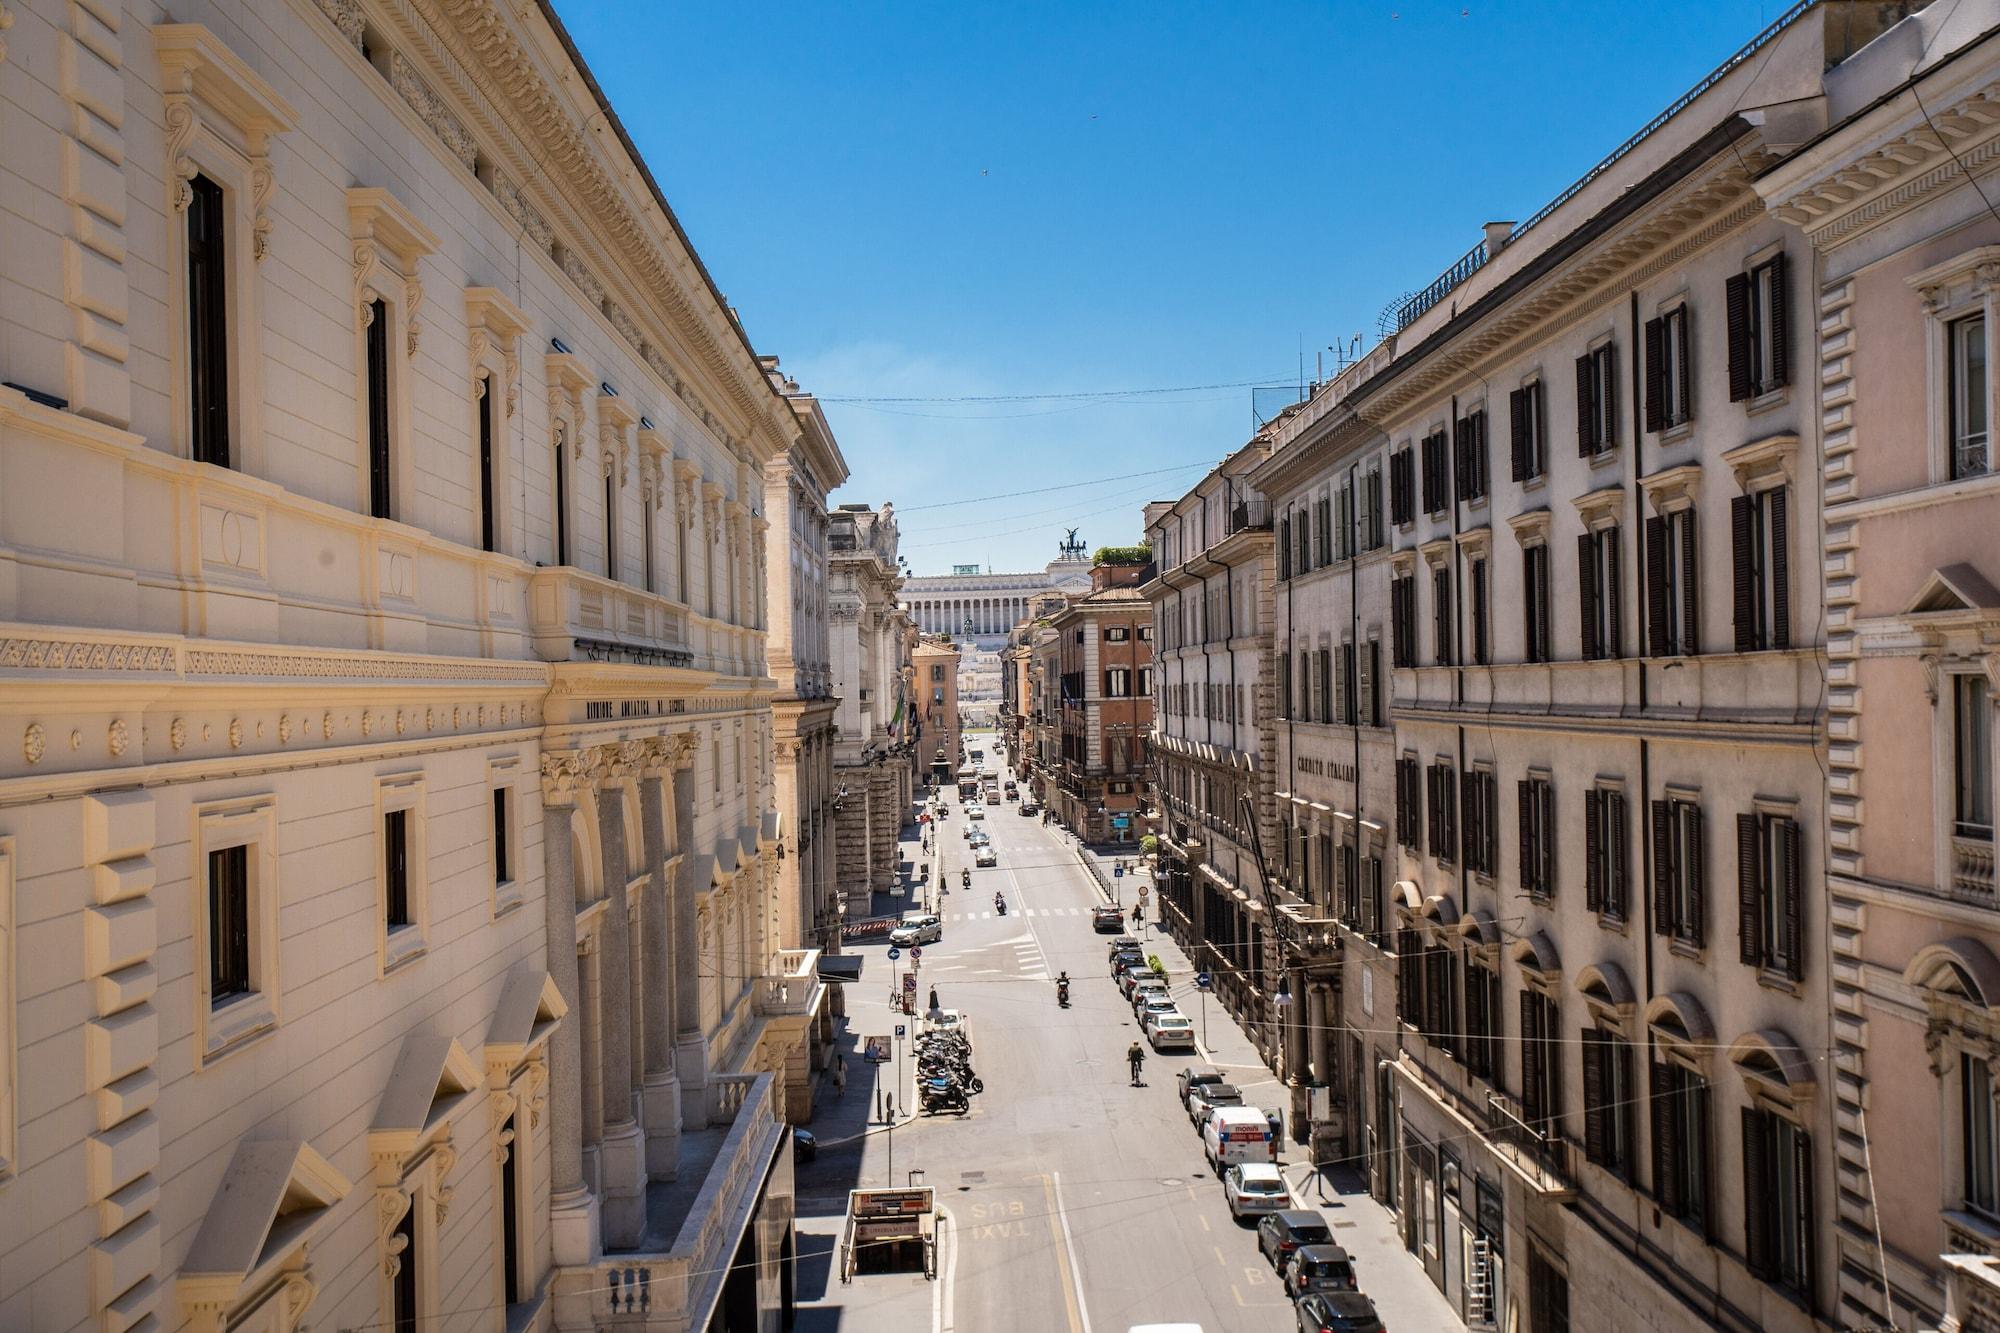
[[912, 637, 963, 788], [1754, 8, 2000, 1328], [828, 504, 915, 915], [0, 1, 827, 1329], [1037, 560, 1154, 844]]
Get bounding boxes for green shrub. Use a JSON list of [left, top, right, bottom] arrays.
[[1092, 544, 1152, 566]]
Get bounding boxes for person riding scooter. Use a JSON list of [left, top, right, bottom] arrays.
[[1056, 972, 1070, 1008], [962, 868, 971, 890], [994, 891, 1006, 914]]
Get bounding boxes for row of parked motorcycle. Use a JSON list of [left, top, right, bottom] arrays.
[[916, 1028, 982, 1115]]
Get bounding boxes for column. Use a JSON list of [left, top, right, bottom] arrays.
[[672, 747, 711, 1127], [639, 754, 680, 1176], [594, 758, 644, 1247], [539, 755, 599, 1264]]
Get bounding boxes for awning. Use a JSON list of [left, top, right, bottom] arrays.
[[818, 954, 864, 984]]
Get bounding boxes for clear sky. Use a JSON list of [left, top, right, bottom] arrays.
[[556, 0, 1785, 576]]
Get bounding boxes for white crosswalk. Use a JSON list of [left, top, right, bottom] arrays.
[[940, 906, 1088, 921]]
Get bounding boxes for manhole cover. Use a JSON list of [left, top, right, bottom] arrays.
[[1160, 1177, 1184, 1186], [1331, 1220, 1358, 1229], [960, 1171, 986, 1185]]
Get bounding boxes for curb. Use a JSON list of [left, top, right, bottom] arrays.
[[812, 1111, 922, 1150]]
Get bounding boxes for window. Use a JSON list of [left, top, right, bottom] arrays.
[[1651, 797, 1705, 945], [1575, 342, 1618, 455], [1742, 1107, 1813, 1298], [1578, 526, 1622, 660], [1278, 514, 1293, 580], [931, 664, 945, 682], [1315, 493, 1333, 565], [1364, 466, 1385, 549], [1105, 626, 1130, 642], [1339, 642, 1357, 723], [385, 809, 411, 929], [1396, 754, 1422, 851], [1391, 573, 1417, 668], [603, 468, 618, 580], [478, 374, 497, 551], [377, 778, 427, 971], [1737, 811, 1802, 980], [1462, 768, 1497, 877], [1432, 567, 1453, 666], [492, 787, 512, 888], [641, 488, 657, 591], [1470, 557, 1489, 665], [392, 1195, 419, 1332], [1518, 776, 1555, 898], [1653, 1060, 1710, 1225], [1730, 486, 1790, 652], [1391, 448, 1416, 526], [1275, 653, 1291, 721], [1646, 507, 1699, 656], [1967, 1053, 1999, 1216], [1646, 304, 1693, 431], [553, 429, 571, 565], [1955, 675, 1993, 841], [1315, 648, 1332, 722], [1455, 410, 1490, 502], [1427, 761, 1458, 862], [1422, 944, 1460, 1057], [500, 1109, 527, 1305], [1728, 253, 1791, 401], [1583, 1029, 1634, 1177], [1138, 667, 1150, 696], [1137, 625, 1153, 641], [1584, 788, 1628, 920], [1523, 543, 1552, 663], [1466, 960, 1502, 1080], [195, 798, 279, 1063], [1422, 429, 1450, 513], [1520, 990, 1562, 1134], [209, 845, 251, 1000], [1105, 668, 1131, 698], [1950, 313, 1990, 478], [1510, 380, 1545, 482], [364, 297, 393, 519], [1365, 640, 1382, 725], [187, 172, 232, 468], [1529, 1248, 1570, 1333]]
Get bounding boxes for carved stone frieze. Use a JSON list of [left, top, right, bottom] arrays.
[[390, 50, 477, 172], [0, 636, 177, 673], [312, 0, 366, 50], [541, 750, 587, 805]]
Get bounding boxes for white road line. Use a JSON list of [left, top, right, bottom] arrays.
[[1050, 1170, 1094, 1333], [934, 1204, 957, 1333]]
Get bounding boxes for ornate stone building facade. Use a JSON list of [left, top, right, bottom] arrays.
[[903, 540, 1094, 648], [0, 1, 823, 1329], [912, 637, 963, 786], [828, 504, 915, 914], [1037, 561, 1154, 844]]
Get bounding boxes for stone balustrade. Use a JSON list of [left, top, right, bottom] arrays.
[[754, 949, 823, 1018]]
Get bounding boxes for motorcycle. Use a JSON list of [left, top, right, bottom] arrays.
[[994, 893, 1007, 916], [1056, 981, 1070, 1008], [920, 1077, 970, 1115], [962, 869, 971, 891]]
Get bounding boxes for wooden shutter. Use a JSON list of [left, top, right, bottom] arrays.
[[1793, 1123, 1815, 1297], [1731, 493, 1757, 652], [1578, 532, 1600, 660], [1394, 759, 1408, 845], [1600, 345, 1618, 447], [1686, 806, 1705, 946], [1521, 990, 1543, 1125], [1646, 515, 1669, 656], [1644, 315, 1666, 433], [1608, 792, 1628, 917], [1768, 251, 1791, 388], [1676, 304, 1693, 421], [1435, 568, 1452, 666], [1519, 779, 1536, 890], [1473, 560, 1488, 665], [1453, 418, 1469, 502], [1524, 547, 1540, 663], [1743, 1107, 1771, 1278], [1654, 1061, 1681, 1215], [1462, 770, 1479, 873], [1680, 510, 1700, 656], [1779, 817, 1802, 980], [1769, 486, 1790, 650], [1604, 526, 1622, 659], [1542, 784, 1557, 893], [1652, 800, 1675, 936], [1585, 789, 1604, 911], [1727, 271, 1754, 401], [1511, 387, 1529, 481], [1576, 353, 1595, 454], [1472, 411, 1489, 498], [1738, 812, 1763, 966], [1583, 1031, 1607, 1164]]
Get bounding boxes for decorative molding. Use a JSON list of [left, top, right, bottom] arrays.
[[491, 168, 552, 247], [0, 636, 177, 673], [348, 187, 438, 355], [465, 287, 529, 416], [540, 750, 586, 806], [153, 24, 297, 241], [312, 0, 364, 51], [389, 48, 476, 172]]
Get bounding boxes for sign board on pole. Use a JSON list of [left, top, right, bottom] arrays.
[[1195, 972, 1212, 990], [895, 1024, 906, 1039], [903, 972, 917, 992], [1113, 865, 1123, 878], [863, 1036, 891, 1063], [886, 947, 902, 961], [911, 946, 923, 962], [1138, 883, 1149, 899]]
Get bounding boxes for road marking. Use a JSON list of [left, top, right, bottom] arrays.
[[934, 1205, 956, 1333], [1196, 1213, 1210, 1232], [1045, 1172, 1093, 1333]]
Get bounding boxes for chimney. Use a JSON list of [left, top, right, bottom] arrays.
[[1483, 220, 1516, 255]]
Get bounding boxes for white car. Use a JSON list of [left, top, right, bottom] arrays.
[[889, 913, 941, 947], [966, 804, 986, 820], [1223, 1162, 1292, 1220], [974, 846, 997, 867], [1146, 1010, 1197, 1052]]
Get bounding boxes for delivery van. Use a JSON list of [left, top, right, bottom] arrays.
[[1203, 1106, 1275, 1176]]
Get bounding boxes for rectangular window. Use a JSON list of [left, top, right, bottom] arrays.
[[187, 173, 232, 468], [1519, 989, 1561, 1135], [1728, 253, 1791, 401], [1730, 487, 1790, 652], [384, 808, 411, 929], [1455, 410, 1490, 503], [1951, 313, 1990, 479], [1519, 775, 1555, 898], [1365, 466, 1384, 548], [392, 1196, 419, 1331], [1653, 1060, 1710, 1224], [1956, 675, 1994, 840], [1583, 1029, 1634, 1177], [501, 1110, 525, 1305], [1391, 448, 1416, 526], [1583, 788, 1628, 920], [1138, 625, 1153, 641], [1737, 811, 1803, 980], [1461, 769, 1497, 876], [1278, 515, 1293, 580], [1742, 1106, 1813, 1297], [1646, 305, 1693, 432], [1510, 380, 1545, 482], [1529, 1247, 1570, 1333], [1391, 574, 1417, 668], [1104, 668, 1131, 698], [1366, 640, 1382, 725], [603, 470, 618, 580], [478, 375, 498, 552], [1432, 567, 1453, 667], [1968, 1053, 1999, 1216], [366, 297, 393, 520], [1427, 761, 1458, 863], [1466, 960, 1502, 1080], [1470, 557, 1489, 666], [1524, 544, 1552, 663], [1422, 429, 1450, 513], [1396, 755, 1421, 851], [208, 845, 250, 1001], [1575, 343, 1618, 455], [1651, 797, 1705, 945], [492, 787, 511, 888], [554, 431, 571, 566], [1646, 508, 1699, 657], [1578, 527, 1622, 660], [1339, 642, 1357, 723], [642, 491, 657, 592], [1105, 626, 1130, 641]]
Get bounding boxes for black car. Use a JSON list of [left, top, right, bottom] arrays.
[[792, 1128, 817, 1164], [1283, 1243, 1358, 1297], [1110, 950, 1146, 979], [1256, 1209, 1333, 1270], [1295, 1290, 1382, 1333]]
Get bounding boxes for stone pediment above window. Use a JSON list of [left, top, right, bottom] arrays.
[[176, 1139, 351, 1332], [464, 287, 529, 416], [1721, 430, 1799, 490], [1729, 1028, 1818, 1109], [1455, 525, 1492, 560], [154, 24, 297, 257], [1511, 931, 1562, 990], [1571, 483, 1625, 529], [1576, 961, 1637, 1028], [347, 188, 438, 355], [1457, 907, 1501, 961], [1507, 507, 1553, 548], [1908, 564, 2000, 619], [1418, 537, 1454, 569], [369, 1035, 482, 1170], [1909, 245, 2000, 314], [1646, 990, 1717, 1065], [1640, 463, 1703, 513], [1906, 937, 2000, 1010], [485, 966, 566, 1073]]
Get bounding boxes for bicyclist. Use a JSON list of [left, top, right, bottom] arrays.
[[1127, 1041, 1145, 1086]]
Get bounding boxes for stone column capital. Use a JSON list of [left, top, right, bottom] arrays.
[[667, 730, 701, 771], [540, 751, 587, 806]]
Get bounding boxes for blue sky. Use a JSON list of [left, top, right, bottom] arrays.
[[557, 0, 1785, 576]]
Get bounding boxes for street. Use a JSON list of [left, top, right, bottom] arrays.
[[792, 750, 1467, 1332]]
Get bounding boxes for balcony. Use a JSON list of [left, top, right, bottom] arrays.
[[1482, 1090, 1575, 1198], [528, 565, 767, 678], [754, 948, 825, 1019], [1954, 833, 1996, 901], [1227, 499, 1272, 535]]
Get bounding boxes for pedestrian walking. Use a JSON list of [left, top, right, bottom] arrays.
[[928, 985, 940, 1014], [1131, 903, 1143, 929], [832, 1052, 846, 1094]]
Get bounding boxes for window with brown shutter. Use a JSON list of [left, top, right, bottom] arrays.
[[1578, 527, 1622, 660], [1422, 429, 1449, 513], [1433, 566, 1453, 666], [1577, 344, 1618, 454], [1743, 1106, 1814, 1298], [1520, 990, 1561, 1136], [1646, 306, 1693, 432], [1278, 515, 1292, 580], [1728, 254, 1791, 401], [1583, 1029, 1633, 1176], [1466, 960, 1499, 1080], [1737, 810, 1802, 979], [1391, 448, 1415, 526], [1471, 558, 1489, 665], [1511, 382, 1546, 482], [1454, 410, 1489, 502], [1732, 487, 1788, 652], [1654, 1059, 1710, 1226], [1653, 797, 1705, 945], [1524, 543, 1552, 663], [1519, 775, 1555, 898], [1585, 789, 1603, 911]]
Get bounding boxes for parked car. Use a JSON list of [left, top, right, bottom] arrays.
[[927, 1009, 969, 1045], [890, 912, 942, 946], [1106, 934, 1141, 958], [1282, 1243, 1358, 1298], [1223, 1162, 1291, 1220], [974, 846, 998, 867], [1128, 976, 1169, 1009], [1119, 964, 1161, 998], [1146, 1011, 1196, 1052], [792, 1128, 818, 1164], [1294, 1291, 1383, 1333], [1256, 1210, 1332, 1272], [1136, 995, 1179, 1026], [1091, 905, 1127, 932], [1110, 950, 1146, 979], [1018, 800, 1039, 816], [966, 804, 986, 820], [1178, 1066, 1225, 1109], [1187, 1082, 1244, 1127]]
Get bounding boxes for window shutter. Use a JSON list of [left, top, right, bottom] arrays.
[[1394, 760, 1407, 845], [1511, 388, 1529, 481], [1435, 569, 1452, 666], [1731, 494, 1757, 652], [1473, 560, 1488, 664], [1738, 812, 1763, 967], [1473, 412, 1489, 498], [1727, 271, 1754, 401], [1608, 792, 1628, 917], [1646, 515, 1670, 656], [1654, 1061, 1682, 1215], [1585, 789, 1604, 911], [1461, 769, 1477, 872], [1576, 353, 1595, 454], [1793, 1122, 1815, 1297], [1768, 251, 1791, 388], [1454, 418, 1469, 503], [1578, 532, 1600, 660], [1543, 785, 1557, 892], [1583, 1031, 1607, 1164], [1604, 526, 1622, 659], [1680, 510, 1700, 656], [1676, 303, 1694, 421], [1652, 800, 1675, 936], [1601, 346, 1618, 447], [1519, 779, 1536, 889], [1769, 486, 1790, 650], [1613, 1040, 1634, 1178], [1743, 1107, 1771, 1278], [1780, 817, 1802, 981], [1644, 316, 1666, 433], [1521, 990, 1544, 1126], [1686, 807, 1705, 946]]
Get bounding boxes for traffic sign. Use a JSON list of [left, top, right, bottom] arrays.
[[1195, 972, 1212, 990], [887, 946, 902, 961], [1113, 865, 1124, 878], [1138, 883, 1149, 898], [895, 1024, 906, 1039], [911, 946, 923, 961]]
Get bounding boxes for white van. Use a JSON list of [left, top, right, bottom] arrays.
[[1203, 1106, 1274, 1175]]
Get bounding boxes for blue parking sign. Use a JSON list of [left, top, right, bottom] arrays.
[[1113, 866, 1123, 878]]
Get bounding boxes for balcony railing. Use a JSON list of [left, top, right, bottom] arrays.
[[1954, 833, 1996, 900], [1227, 499, 1272, 534], [754, 947, 824, 1018], [524, 564, 775, 677], [1483, 1089, 1573, 1197]]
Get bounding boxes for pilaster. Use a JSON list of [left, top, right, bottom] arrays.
[[538, 752, 598, 1266], [63, 0, 130, 426]]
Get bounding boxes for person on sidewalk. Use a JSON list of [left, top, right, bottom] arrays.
[[928, 985, 939, 1014], [832, 1052, 846, 1094]]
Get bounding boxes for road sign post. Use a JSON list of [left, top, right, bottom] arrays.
[[1195, 971, 1213, 1048]]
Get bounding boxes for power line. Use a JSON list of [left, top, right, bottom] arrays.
[[896, 460, 1219, 513]]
